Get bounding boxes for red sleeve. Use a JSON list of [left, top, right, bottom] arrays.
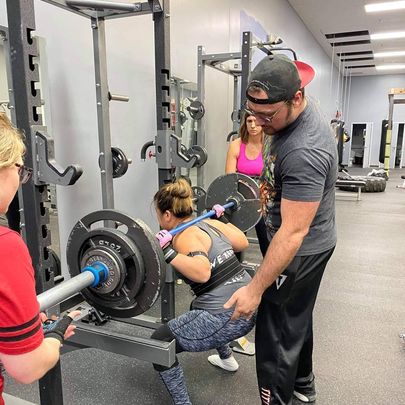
[[0, 227, 44, 355]]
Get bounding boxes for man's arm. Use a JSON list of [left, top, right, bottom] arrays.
[[224, 198, 320, 320], [250, 198, 320, 294]]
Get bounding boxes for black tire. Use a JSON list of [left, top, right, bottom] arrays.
[[363, 177, 386, 193], [338, 176, 386, 193]]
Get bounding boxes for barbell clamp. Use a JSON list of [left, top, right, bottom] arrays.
[[82, 261, 109, 288]]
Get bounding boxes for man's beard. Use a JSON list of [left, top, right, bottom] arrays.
[[263, 103, 294, 136], [263, 126, 276, 136]]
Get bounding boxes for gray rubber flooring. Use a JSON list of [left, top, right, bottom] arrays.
[[3, 168, 405, 405]]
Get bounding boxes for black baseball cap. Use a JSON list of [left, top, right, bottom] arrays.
[[246, 54, 315, 105]]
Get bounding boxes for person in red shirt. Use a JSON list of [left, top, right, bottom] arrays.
[[0, 113, 79, 405]]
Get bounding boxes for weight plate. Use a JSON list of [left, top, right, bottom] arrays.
[[48, 248, 62, 278], [187, 100, 205, 120], [179, 111, 187, 126], [187, 145, 208, 168], [68, 227, 144, 316], [230, 109, 241, 123], [191, 186, 207, 214], [125, 218, 166, 315], [111, 147, 129, 179], [81, 247, 124, 295], [205, 173, 261, 232], [67, 210, 165, 318]]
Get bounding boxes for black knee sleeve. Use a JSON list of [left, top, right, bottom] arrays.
[[151, 324, 181, 371]]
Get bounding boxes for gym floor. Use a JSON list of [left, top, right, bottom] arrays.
[[3, 168, 405, 405]]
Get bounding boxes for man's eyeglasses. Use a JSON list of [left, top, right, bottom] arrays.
[[243, 100, 288, 124], [15, 163, 33, 184]]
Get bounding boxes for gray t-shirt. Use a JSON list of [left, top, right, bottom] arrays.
[[259, 98, 337, 256]]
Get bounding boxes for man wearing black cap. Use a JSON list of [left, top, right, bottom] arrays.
[[225, 54, 337, 405]]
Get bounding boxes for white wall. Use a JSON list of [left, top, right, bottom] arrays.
[[346, 75, 405, 166], [1, 0, 340, 275], [170, 0, 340, 184]]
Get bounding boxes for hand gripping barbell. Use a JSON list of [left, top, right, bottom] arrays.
[[36, 173, 261, 318]]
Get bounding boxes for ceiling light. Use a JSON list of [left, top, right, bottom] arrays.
[[376, 64, 405, 70], [370, 31, 405, 40], [374, 50, 405, 57], [365, 1, 405, 12]]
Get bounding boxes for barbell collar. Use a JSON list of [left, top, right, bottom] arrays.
[[82, 261, 109, 288], [225, 198, 239, 210]]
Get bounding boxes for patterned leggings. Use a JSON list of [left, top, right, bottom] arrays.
[[155, 309, 256, 405]]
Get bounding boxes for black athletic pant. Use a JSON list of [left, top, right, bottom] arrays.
[[255, 247, 335, 405], [255, 217, 270, 257]]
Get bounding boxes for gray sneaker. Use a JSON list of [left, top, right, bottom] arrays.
[[293, 373, 316, 403]]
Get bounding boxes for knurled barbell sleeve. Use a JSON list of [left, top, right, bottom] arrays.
[[37, 262, 108, 312]]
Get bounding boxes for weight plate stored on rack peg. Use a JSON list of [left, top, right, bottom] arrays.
[[111, 147, 130, 178], [187, 145, 208, 167], [205, 173, 261, 232], [66, 209, 165, 318], [191, 186, 207, 213], [179, 111, 187, 126], [98, 147, 131, 179], [187, 100, 205, 120]]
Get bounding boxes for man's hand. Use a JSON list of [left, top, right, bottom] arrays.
[[223, 285, 262, 321]]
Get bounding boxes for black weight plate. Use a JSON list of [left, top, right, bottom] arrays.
[[191, 186, 207, 214], [68, 227, 144, 317], [187, 100, 205, 120], [67, 210, 165, 318], [81, 231, 144, 299], [49, 248, 62, 277], [125, 218, 166, 315], [205, 173, 261, 232], [188, 145, 208, 167], [230, 109, 241, 123], [111, 147, 129, 178], [179, 111, 187, 125]]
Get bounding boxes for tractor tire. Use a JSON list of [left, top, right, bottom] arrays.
[[340, 176, 387, 193]]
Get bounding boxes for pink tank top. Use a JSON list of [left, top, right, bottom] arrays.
[[236, 142, 263, 177]]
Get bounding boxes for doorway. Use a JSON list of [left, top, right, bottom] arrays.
[[392, 123, 404, 168], [350, 123, 373, 168]]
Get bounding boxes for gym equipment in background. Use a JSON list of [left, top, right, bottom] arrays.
[[37, 173, 260, 317]]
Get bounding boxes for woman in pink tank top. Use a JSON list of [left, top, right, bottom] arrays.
[[225, 114, 269, 257]]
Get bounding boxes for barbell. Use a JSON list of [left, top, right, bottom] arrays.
[[37, 173, 261, 318]]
